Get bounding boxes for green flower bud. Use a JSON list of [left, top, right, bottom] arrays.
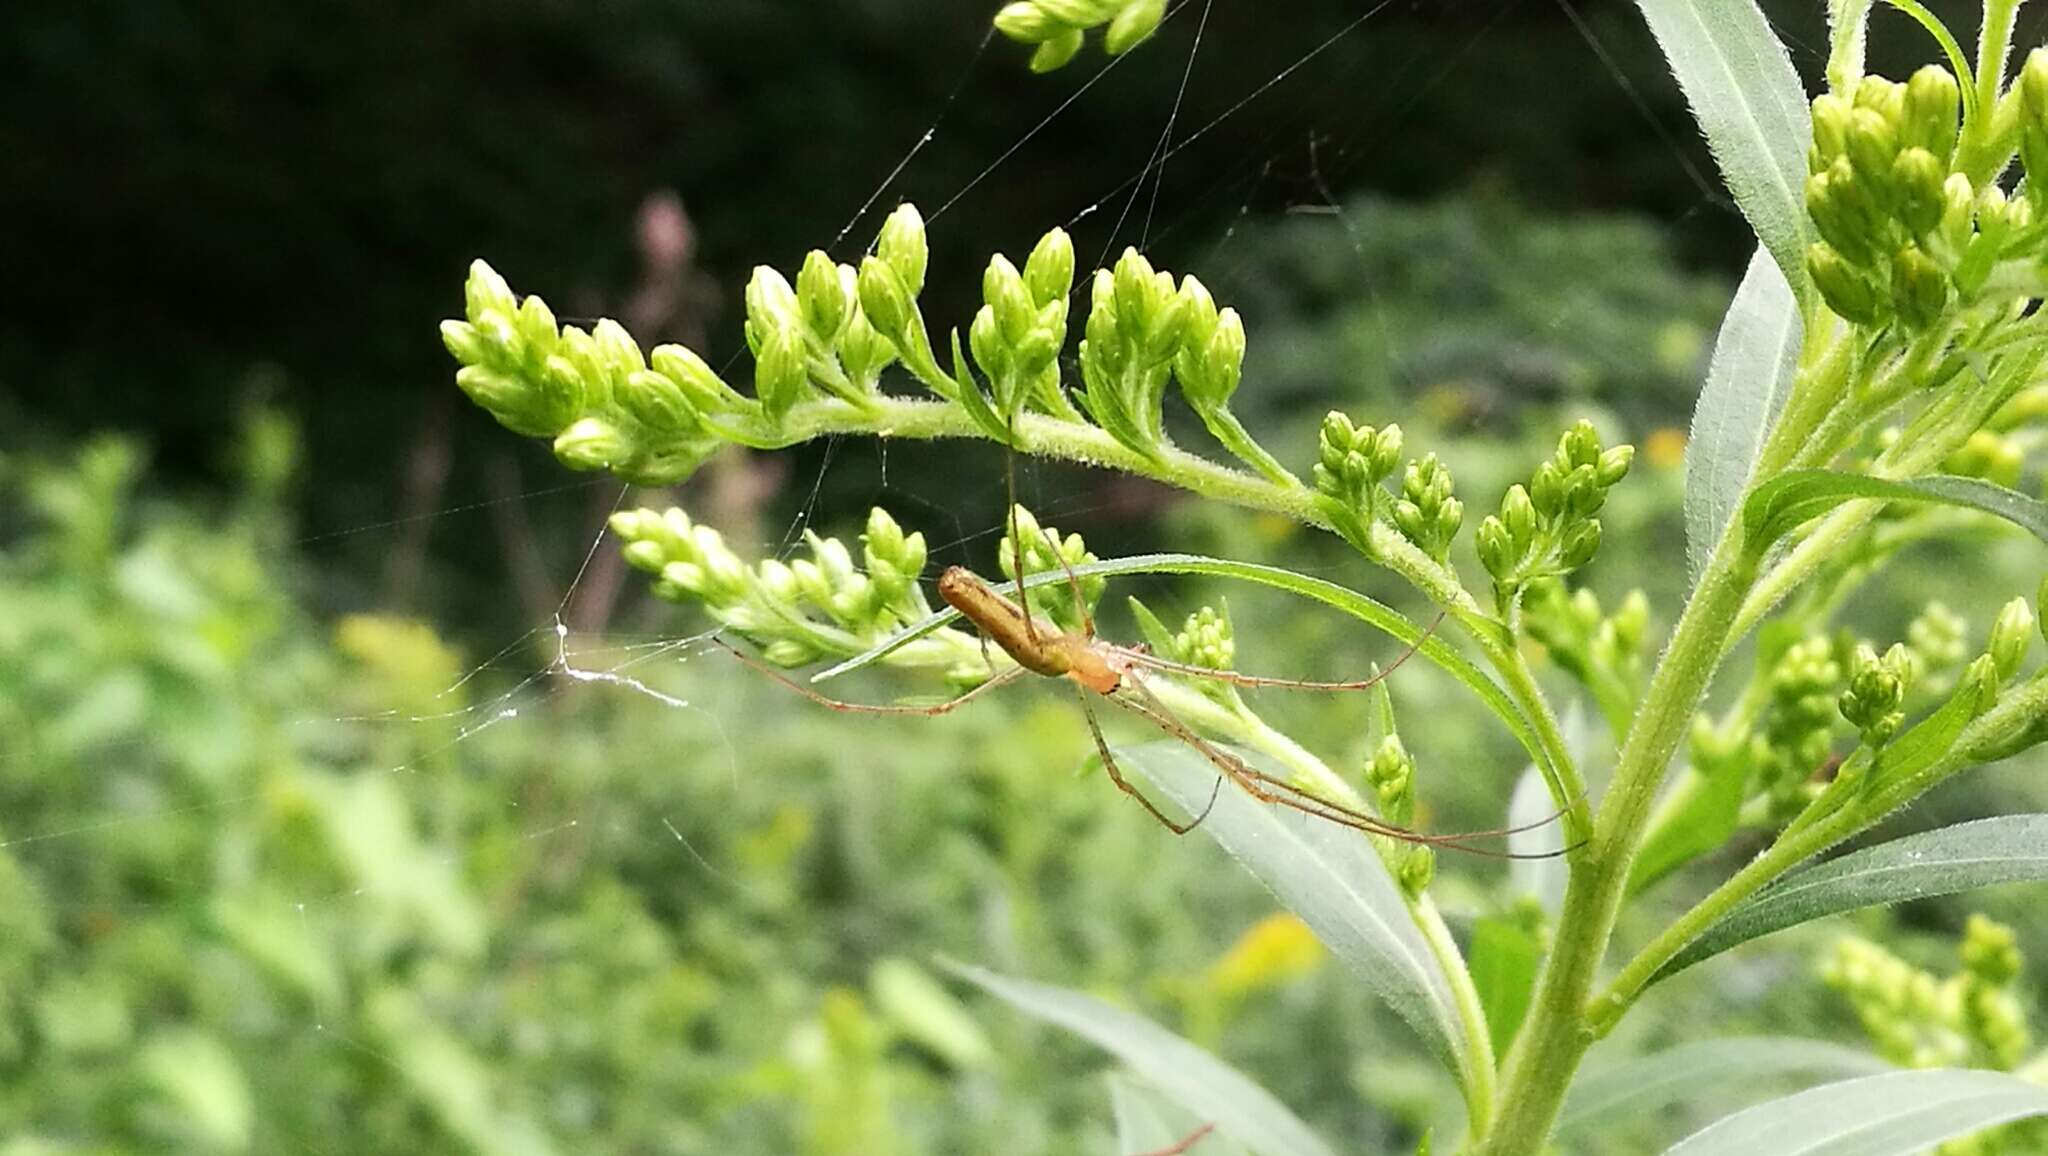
[[1852, 74, 1904, 121], [615, 445, 712, 487], [1890, 148, 1947, 236], [994, 0, 1058, 42], [515, 294, 560, 358], [1938, 173, 1976, 256], [1393, 453, 1462, 561], [1030, 28, 1085, 72], [1901, 65, 1961, 161], [856, 255, 916, 346], [1365, 734, 1415, 821], [1989, 597, 2035, 682], [1810, 93, 1854, 171], [1500, 484, 1537, 545], [1561, 420, 1602, 468], [1174, 603, 1235, 672], [651, 343, 744, 413], [1559, 519, 1603, 570], [1890, 243, 1952, 331], [984, 253, 1035, 345], [837, 306, 898, 387], [440, 319, 487, 366], [797, 249, 849, 344], [1398, 847, 1435, 895], [876, 204, 929, 296], [1103, 0, 1164, 56], [1023, 226, 1075, 306], [1369, 423, 1404, 480], [1841, 642, 1911, 744], [1961, 914, 2024, 985], [745, 266, 802, 340], [1808, 242, 1889, 325], [553, 417, 631, 472], [1476, 515, 1515, 579], [2022, 48, 2048, 123], [464, 259, 518, 324], [1845, 108, 1900, 191], [453, 366, 543, 435], [753, 326, 808, 420], [1177, 275, 1218, 347], [1596, 444, 1635, 487], [620, 369, 701, 435]]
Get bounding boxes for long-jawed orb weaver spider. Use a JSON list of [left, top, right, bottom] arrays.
[[719, 505, 1566, 858]]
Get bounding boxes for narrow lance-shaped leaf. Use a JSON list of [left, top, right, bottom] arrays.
[[1662, 1069, 2048, 1155], [1635, 0, 1813, 293], [1116, 742, 1469, 1074], [1743, 471, 2048, 556], [1653, 814, 2048, 983], [949, 962, 1338, 1156], [1110, 1074, 1250, 1156], [1558, 1037, 1889, 1139], [1685, 247, 1800, 585]]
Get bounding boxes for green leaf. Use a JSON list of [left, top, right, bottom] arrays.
[[1635, 0, 1812, 294], [813, 553, 1546, 769], [1114, 742, 1468, 1075], [1110, 1074, 1249, 1156], [1661, 1069, 2048, 1154], [949, 962, 1338, 1156], [1863, 669, 1990, 795], [1558, 1037, 1889, 1139], [1628, 753, 1747, 895], [1743, 471, 2048, 556], [1653, 815, 2048, 983], [1685, 248, 1800, 585], [1467, 916, 1539, 1057]]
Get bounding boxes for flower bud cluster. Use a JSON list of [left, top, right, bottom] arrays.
[[1074, 248, 1195, 460], [996, 505, 1104, 633], [1391, 453, 1464, 562], [610, 505, 988, 683], [1804, 67, 1979, 327], [1906, 601, 1971, 694], [1749, 636, 1848, 819], [969, 229, 1079, 424], [1524, 581, 1651, 715], [1363, 735, 1433, 895], [1313, 413, 1405, 552], [748, 234, 901, 418], [1476, 421, 1633, 597], [994, 0, 1164, 73], [1125, 596, 1249, 711], [1840, 642, 1915, 746], [1942, 430, 2027, 487], [1822, 914, 2034, 1077], [443, 261, 745, 485]]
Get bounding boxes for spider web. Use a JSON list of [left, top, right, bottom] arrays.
[[2, 3, 1771, 1151]]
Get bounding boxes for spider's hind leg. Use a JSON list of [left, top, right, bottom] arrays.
[[1079, 690, 1222, 835]]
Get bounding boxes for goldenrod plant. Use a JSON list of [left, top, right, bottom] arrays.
[[443, 1, 2048, 1151]]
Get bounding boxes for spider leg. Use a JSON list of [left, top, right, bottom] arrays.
[[1134, 1122, 1216, 1156], [1080, 688, 1220, 835], [714, 637, 1024, 715], [1112, 675, 1572, 858], [1117, 610, 1446, 691]]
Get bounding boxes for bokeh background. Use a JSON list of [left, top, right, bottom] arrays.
[[3, 1, 2044, 1152]]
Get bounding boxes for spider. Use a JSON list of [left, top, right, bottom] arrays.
[[718, 507, 1565, 858]]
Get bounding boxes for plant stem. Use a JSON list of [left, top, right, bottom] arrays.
[[1468, 316, 1851, 1155], [1472, 543, 1760, 1156], [1596, 665, 2048, 1022]]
